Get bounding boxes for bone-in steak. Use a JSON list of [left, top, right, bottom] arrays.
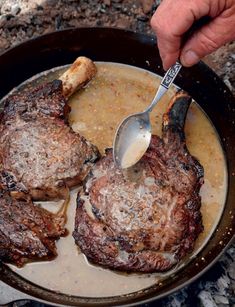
[[73, 92, 204, 272], [0, 191, 66, 267], [0, 57, 100, 200]]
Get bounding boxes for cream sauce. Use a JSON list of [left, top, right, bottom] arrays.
[[10, 62, 227, 297], [121, 133, 150, 168]]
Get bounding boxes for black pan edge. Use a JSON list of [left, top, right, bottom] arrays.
[[0, 27, 234, 306]]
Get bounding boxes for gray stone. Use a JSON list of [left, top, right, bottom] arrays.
[[140, 0, 155, 14], [103, 0, 111, 6], [11, 4, 21, 15], [214, 294, 229, 305], [226, 61, 232, 67], [0, 15, 7, 27], [224, 78, 233, 91], [198, 290, 217, 307], [228, 263, 235, 280]]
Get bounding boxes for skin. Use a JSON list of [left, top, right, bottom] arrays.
[[150, 0, 235, 70]]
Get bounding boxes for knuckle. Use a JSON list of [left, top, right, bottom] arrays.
[[150, 5, 168, 34], [150, 15, 162, 33], [197, 31, 219, 52]]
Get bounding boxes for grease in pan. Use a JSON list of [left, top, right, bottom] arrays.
[[7, 62, 227, 297]]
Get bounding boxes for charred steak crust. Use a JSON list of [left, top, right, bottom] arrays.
[[73, 91, 204, 273], [0, 79, 100, 200], [0, 57, 98, 266], [0, 191, 66, 267], [1, 80, 68, 122]]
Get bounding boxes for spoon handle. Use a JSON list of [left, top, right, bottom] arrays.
[[146, 61, 182, 112]]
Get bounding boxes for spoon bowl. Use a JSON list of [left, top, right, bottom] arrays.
[[113, 61, 182, 168], [113, 112, 151, 168]]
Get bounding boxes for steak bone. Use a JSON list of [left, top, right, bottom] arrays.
[[59, 56, 97, 98]]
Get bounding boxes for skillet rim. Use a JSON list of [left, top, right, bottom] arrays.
[[0, 27, 234, 306]]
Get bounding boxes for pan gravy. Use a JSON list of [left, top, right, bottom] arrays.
[[10, 63, 227, 297]]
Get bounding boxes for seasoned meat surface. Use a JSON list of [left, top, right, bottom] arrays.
[[0, 191, 66, 267], [0, 58, 99, 200], [73, 92, 204, 272], [0, 57, 98, 266]]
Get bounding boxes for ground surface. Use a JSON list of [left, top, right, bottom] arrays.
[[0, 1, 234, 306], [0, 0, 234, 94]]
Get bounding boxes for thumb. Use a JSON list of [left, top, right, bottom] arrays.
[[180, 12, 235, 66]]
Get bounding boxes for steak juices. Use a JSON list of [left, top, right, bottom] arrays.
[[3, 60, 227, 297], [73, 92, 204, 272]]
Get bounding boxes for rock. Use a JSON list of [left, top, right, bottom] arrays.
[[198, 290, 217, 307], [140, 0, 154, 14], [96, 19, 102, 26], [67, 19, 82, 28], [0, 0, 233, 97], [5, 13, 14, 21], [0, 15, 7, 27], [42, 25, 54, 35], [137, 15, 149, 22], [36, 5, 44, 11], [45, 0, 58, 6], [31, 16, 43, 26], [26, 27, 34, 37], [224, 78, 233, 91], [1, 2, 11, 14], [113, 3, 122, 9], [11, 4, 21, 15], [214, 294, 229, 305], [228, 263, 235, 280], [55, 15, 62, 30], [104, 0, 111, 6], [0, 36, 10, 50], [116, 17, 131, 28]]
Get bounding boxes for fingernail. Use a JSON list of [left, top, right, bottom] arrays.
[[181, 50, 199, 66]]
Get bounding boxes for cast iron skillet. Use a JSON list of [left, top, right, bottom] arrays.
[[0, 27, 234, 306]]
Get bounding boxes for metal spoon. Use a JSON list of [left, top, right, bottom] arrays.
[[113, 61, 182, 169]]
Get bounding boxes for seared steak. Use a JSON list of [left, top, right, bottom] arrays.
[[0, 57, 99, 200], [73, 91, 204, 273], [0, 191, 66, 267]]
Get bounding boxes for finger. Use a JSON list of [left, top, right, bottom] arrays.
[[150, 2, 193, 69], [150, 0, 224, 70], [155, 34, 181, 70], [180, 7, 235, 66], [150, 0, 204, 69]]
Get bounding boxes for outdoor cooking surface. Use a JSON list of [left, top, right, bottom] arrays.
[[0, 0, 234, 96], [0, 1, 234, 306]]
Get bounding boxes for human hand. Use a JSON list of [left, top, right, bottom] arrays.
[[150, 0, 235, 70]]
